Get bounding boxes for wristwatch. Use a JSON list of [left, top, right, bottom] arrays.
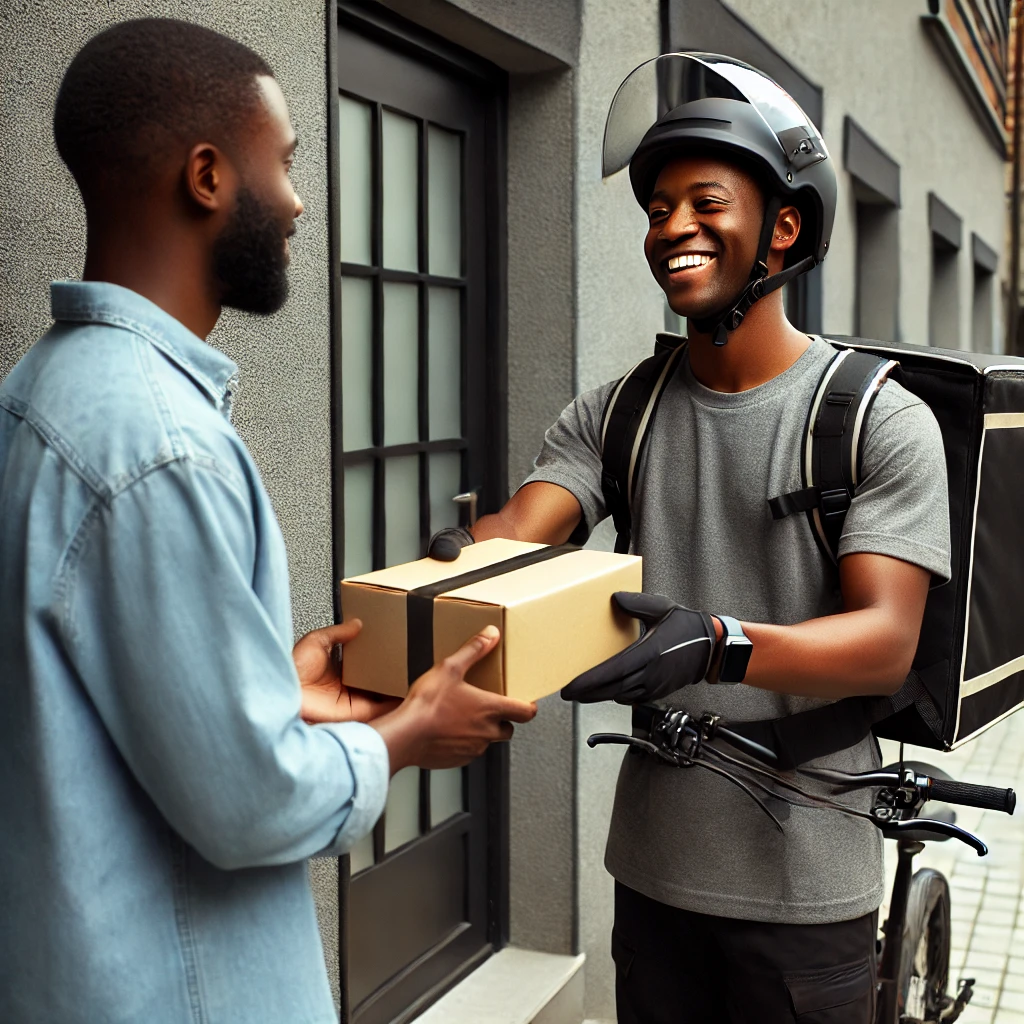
[[714, 615, 753, 684]]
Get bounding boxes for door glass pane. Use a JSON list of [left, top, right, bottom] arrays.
[[427, 126, 462, 278], [428, 287, 461, 439], [382, 110, 419, 272], [341, 276, 374, 451], [384, 766, 421, 853], [348, 830, 375, 875], [383, 282, 419, 445], [339, 95, 373, 266], [429, 451, 462, 535], [385, 455, 421, 566], [430, 768, 464, 827], [343, 463, 374, 578]]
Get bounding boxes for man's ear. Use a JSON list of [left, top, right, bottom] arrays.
[[770, 204, 801, 253], [183, 142, 230, 213]]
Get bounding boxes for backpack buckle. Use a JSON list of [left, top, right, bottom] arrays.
[[819, 488, 851, 519]]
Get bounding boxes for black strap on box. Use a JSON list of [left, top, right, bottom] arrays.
[[406, 544, 579, 683]]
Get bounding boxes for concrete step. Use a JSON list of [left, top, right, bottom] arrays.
[[414, 947, 585, 1024]]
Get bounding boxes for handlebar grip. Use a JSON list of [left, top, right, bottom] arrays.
[[928, 777, 1016, 815]]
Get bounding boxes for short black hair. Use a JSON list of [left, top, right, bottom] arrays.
[[54, 18, 272, 197]]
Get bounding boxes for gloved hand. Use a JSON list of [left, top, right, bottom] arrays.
[[561, 592, 717, 704], [427, 526, 475, 561]]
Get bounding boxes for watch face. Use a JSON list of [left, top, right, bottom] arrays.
[[719, 636, 754, 684]]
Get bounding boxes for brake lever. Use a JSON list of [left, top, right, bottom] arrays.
[[876, 816, 988, 856]]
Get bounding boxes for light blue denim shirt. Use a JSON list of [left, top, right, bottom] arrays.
[[0, 282, 389, 1024]]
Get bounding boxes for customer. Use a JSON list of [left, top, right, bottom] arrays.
[[0, 19, 535, 1024]]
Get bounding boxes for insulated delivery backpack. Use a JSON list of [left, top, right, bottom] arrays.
[[601, 334, 1024, 766]]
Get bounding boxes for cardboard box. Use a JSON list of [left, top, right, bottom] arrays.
[[340, 539, 642, 702]]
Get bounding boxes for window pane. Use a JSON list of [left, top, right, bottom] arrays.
[[384, 766, 421, 853], [341, 277, 374, 451], [429, 451, 462, 535], [382, 110, 419, 272], [348, 830, 375, 875], [427, 126, 462, 278], [385, 455, 421, 566], [383, 282, 419, 445], [339, 96, 373, 266], [428, 287, 461, 440], [429, 768, 464, 828], [343, 463, 374, 578]]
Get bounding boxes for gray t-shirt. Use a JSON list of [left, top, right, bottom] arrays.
[[524, 336, 951, 925]]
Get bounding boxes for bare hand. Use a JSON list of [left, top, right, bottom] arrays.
[[294, 620, 401, 724], [371, 626, 538, 772]]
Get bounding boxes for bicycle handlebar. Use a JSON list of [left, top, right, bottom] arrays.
[[926, 777, 1016, 815]]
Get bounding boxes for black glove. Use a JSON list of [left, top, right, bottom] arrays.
[[561, 592, 717, 704], [427, 526, 475, 561]]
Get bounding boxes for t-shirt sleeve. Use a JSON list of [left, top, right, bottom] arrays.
[[838, 382, 951, 582], [520, 380, 618, 536]]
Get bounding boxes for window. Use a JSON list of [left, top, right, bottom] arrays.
[[854, 202, 900, 341], [971, 232, 999, 353], [843, 118, 901, 342], [928, 192, 963, 348], [332, 6, 508, 1022]]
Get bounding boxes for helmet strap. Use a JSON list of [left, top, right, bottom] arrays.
[[691, 195, 816, 346]]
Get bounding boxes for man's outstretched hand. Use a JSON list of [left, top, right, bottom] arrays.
[[294, 620, 401, 724], [561, 592, 718, 704]]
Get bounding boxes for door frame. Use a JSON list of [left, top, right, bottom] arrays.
[[326, 3, 510, 1020]]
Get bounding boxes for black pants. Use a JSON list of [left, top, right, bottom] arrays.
[[613, 882, 877, 1024]]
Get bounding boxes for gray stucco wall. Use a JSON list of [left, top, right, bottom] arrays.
[[725, 0, 1007, 350], [572, 1, 664, 1017], [0, 0, 342, 1004], [504, 47, 578, 962]]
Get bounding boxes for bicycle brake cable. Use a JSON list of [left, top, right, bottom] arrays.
[[699, 741, 878, 825]]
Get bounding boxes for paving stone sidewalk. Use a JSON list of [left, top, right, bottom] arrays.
[[879, 712, 1024, 1023]]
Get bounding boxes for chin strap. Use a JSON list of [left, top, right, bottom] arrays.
[[691, 195, 817, 346]]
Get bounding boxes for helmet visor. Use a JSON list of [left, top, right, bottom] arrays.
[[602, 52, 827, 178]]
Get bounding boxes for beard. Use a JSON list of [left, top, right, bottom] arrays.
[[213, 186, 290, 316]]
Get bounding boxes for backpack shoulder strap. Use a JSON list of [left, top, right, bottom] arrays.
[[769, 344, 898, 562], [600, 336, 687, 554]]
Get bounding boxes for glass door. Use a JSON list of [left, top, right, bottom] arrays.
[[332, 7, 507, 1023]]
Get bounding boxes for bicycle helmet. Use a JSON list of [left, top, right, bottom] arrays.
[[603, 52, 837, 344]]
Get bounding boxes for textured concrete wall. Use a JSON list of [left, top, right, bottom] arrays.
[[572, 0, 664, 1017], [574, 2, 666, 395], [440, 0, 578, 67], [726, 0, 1007, 350], [380, 0, 577, 71], [0, 0, 342, 1005], [502, 21, 579, 959]]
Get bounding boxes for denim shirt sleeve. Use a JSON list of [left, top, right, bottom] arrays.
[[57, 456, 389, 869]]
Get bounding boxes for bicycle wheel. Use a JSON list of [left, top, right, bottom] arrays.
[[897, 868, 952, 1022]]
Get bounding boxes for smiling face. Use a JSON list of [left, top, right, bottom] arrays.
[[644, 154, 770, 320]]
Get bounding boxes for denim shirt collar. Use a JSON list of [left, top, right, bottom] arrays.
[[51, 281, 239, 416]]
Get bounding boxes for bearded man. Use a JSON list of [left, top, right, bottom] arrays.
[[0, 20, 535, 1024]]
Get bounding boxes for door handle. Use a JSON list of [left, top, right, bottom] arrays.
[[452, 489, 479, 527]]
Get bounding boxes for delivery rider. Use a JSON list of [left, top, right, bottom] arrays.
[[429, 53, 951, 1023]]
